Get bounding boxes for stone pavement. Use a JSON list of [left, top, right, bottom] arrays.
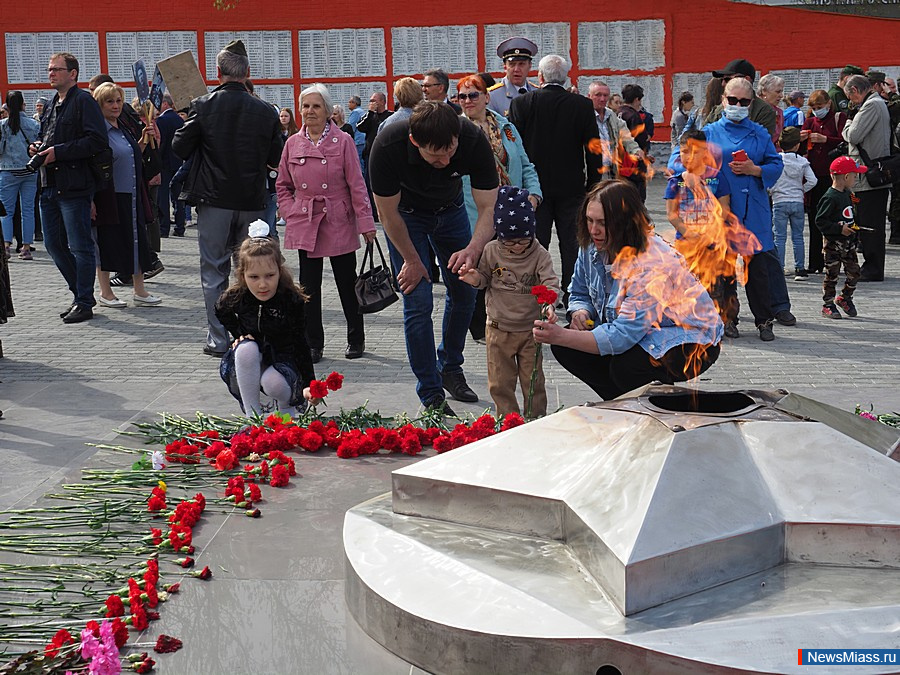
[[1, 175, 899, 673]]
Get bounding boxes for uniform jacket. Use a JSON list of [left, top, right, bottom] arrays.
[[0, 113, 40, 169], [38, 86, 109, 198], [172, 81, 283, 210], [680, 116, 784, 252], [469, 239, 559, 332], [461, 112, 542, 227], [509, 84, 598, 197], [486, 77, 539, 117], [842, 91, 891, 192], [568, 235, 723, 358], [276, 125, 375, 257]]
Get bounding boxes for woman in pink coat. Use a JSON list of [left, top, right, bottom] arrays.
[[277, 84, 376, 362]]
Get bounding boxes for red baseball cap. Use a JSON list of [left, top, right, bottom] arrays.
[[830, 156, 867, 175]]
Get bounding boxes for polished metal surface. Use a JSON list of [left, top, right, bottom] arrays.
[[344, 388, 900, 673]]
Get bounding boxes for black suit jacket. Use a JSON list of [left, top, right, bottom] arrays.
[[509, 84, 600, 197], [156, 108, 184, 174]]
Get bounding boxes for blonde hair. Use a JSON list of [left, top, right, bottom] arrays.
[[223, 237, 308, 302], [92, 82, 126, 105], [394, 77, 424, 109]]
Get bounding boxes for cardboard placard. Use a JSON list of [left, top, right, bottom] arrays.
[[156, 51, 208, 111], [133, 59, 150, 103]]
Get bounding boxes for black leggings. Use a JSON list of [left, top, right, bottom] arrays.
[[551, 342, 720, 401], [298, 250, 364, 350]]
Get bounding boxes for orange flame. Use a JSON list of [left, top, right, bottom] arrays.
[[587, 125, 654, 181]]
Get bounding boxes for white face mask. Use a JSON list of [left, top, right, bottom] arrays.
[[812, 107, 829, 119], [723, 104, 750, 122]]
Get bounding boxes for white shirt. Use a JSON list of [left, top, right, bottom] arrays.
[[769, 152, 817, 203]]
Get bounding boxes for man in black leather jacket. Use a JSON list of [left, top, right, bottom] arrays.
[[33, 52, 109, 323], [172, 39, 283, 356]]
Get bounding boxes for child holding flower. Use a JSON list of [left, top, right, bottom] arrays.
[[215, 225, 317, 415], [458, 186, 560, 417]]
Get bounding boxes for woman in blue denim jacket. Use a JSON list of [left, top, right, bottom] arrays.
[[0, 91, 40, 260], [534, 180, 723, 400]]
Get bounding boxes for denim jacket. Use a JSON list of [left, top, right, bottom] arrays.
[[568, 235, 723, 357], [0, 114, 40, 170]]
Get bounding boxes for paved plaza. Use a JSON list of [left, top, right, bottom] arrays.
[[1, 175, 900, 673]]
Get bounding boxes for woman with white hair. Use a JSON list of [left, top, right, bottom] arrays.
[[276, 83, 376, 362], [757, 73, 786, 147]]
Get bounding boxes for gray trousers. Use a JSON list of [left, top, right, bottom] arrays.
[[197, 204, 265, 350]]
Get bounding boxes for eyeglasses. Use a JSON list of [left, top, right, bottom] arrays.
[[422, 83, 439, 90], [725, 96, 752, 107], [457, 92, 482, 101], [500, 238, 532, 248], [47, 67, 71, 73]]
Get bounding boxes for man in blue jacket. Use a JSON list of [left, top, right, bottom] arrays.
[[32, 52, 109, 324]]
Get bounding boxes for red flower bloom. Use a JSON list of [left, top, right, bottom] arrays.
[[309, 379, 328, 399], [176, 556, 195, 568], [193, 492, 206, 512], [131, 606, 149, 631], [269, 464, 289, 487], [433, 435, 453, 453], [147, 610, 160, 621], [192, 566, 213, 580], [111, 618, 130, 648], [86, 620, 101, 638], [105, 594, 125, 617], [134, 656, 156, 673], [149, 527, 163, 546], [248, 483, 262, 502], [245, 508, 261, 518], [213, 448, 238, 471], [203, 440, 226, 459], [259, 460, 270, 477], [144, 581, 159, 608], [168, 524, 193, 551], [163, 582, 180, 593], [500, 412, 525, 431], [531, 284, 558, 307], [44, 628, 75, 658], [325, 371, 344, 391], [400, 434, 422, 456], [153, 634, 184, 654], [144, 559, 159, 586], [146, 495, 166, 513], [230, 433, 253, 458]]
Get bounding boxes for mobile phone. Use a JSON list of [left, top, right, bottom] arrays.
[[732, 149, 748, 163]]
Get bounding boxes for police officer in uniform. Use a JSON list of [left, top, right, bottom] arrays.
[[486, 37, 539, 117]]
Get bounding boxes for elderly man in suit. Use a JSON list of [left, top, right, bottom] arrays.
[[509, 54, 598, 301]]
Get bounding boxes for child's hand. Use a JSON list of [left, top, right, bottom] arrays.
[[543, 304, 559, 324], [841, 224, 855, 237], [456, 264, 479, 286], [303, 387, 323, 407]]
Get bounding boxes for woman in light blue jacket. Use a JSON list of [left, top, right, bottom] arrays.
[[458, 74, 542, 341], [534, 180, 722, 400], [0, 91, 40, 260]]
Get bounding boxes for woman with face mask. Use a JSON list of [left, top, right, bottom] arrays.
[[800, 90, 848, 273]]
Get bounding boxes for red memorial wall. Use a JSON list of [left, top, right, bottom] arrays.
[[2, 0, 898, 140]]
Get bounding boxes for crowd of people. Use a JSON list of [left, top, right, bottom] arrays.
[[1, 40, 898, 419]]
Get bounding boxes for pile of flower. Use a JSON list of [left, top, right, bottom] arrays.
[[1, 372, 530, 672], [856, 405, 900, 428]]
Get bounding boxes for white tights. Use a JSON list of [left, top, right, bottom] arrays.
[[232, 340, 292, 415]]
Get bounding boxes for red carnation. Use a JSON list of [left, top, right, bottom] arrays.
[[193, 492, 206, 511], [154, 634, 184, 654], [163, 582, 180, 594], [111, 618, 129, 648], [245, 508, 262, 518], [131, 606, 149, 631], [176, 556, 195, 568], [230, 433, 253, 457], [147, 495, 166, 513], [86, 620, 101, 638], [270, 464, 289, 487], [248, 483, 262, 502], [144, 581, 159, 608], [105, 594, 125, 617], [433, 435, 453, 453], [134, 656, 156, 673], [149, 527, 163, 546], [325, 371, 344, 391], [44, 628, 75, 659], [531, 284, 558, 307], [500, 412, 525, 431], [213, 448, 238, 471], [309, 379, 328, 399], [192, 565, 213, 580], [144, 559, 159, 586]]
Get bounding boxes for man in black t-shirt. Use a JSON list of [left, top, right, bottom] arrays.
[[369, 102, 499, 414]]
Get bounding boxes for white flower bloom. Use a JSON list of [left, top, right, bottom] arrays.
[[151, 450, 167, 470]]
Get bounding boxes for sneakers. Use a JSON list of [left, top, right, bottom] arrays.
[[757, 321, 775, 341], [724, 321, 740, 339], [775, 310, 796, 326], [441, 370, 478, 403], [144, 261, 165, 280], [822, 303, 842, 319], [835, 295, 857, 317], [133, 293, 162, 306], [18, 249, 33, 260], [794, 268, 808, 281], [110, 275, 132, 287], [423, 396, 456, 418]]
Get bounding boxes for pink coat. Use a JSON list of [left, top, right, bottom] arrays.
[[276, 125, 375, 257]]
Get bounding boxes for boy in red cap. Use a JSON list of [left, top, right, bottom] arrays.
[[815, 156, 867, 319]]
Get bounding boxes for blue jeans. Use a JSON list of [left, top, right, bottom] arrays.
[[40, 187, 95, 308], [0, 171, 38, 244], [385, 199, 476, 403], [772, 201, 805, 270], [264, 192, 278, 238]]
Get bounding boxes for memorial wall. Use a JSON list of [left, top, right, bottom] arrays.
[[2, 0, 897, 140]]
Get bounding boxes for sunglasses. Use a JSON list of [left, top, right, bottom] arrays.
[[725, 96, 752, 107], [457, 92, 482, 101]]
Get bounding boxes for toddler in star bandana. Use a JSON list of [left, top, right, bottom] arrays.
[[459, 186, 560, 417]]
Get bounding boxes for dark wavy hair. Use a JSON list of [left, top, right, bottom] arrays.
[[222, 237, 308, 303], [576, 180, 651, 261]]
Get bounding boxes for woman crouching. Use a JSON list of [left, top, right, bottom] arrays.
[[533, 180, 723, 400]]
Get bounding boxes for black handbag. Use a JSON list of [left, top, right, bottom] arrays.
[[354, 238, 399, 314], [858, 144, 900, 188]]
